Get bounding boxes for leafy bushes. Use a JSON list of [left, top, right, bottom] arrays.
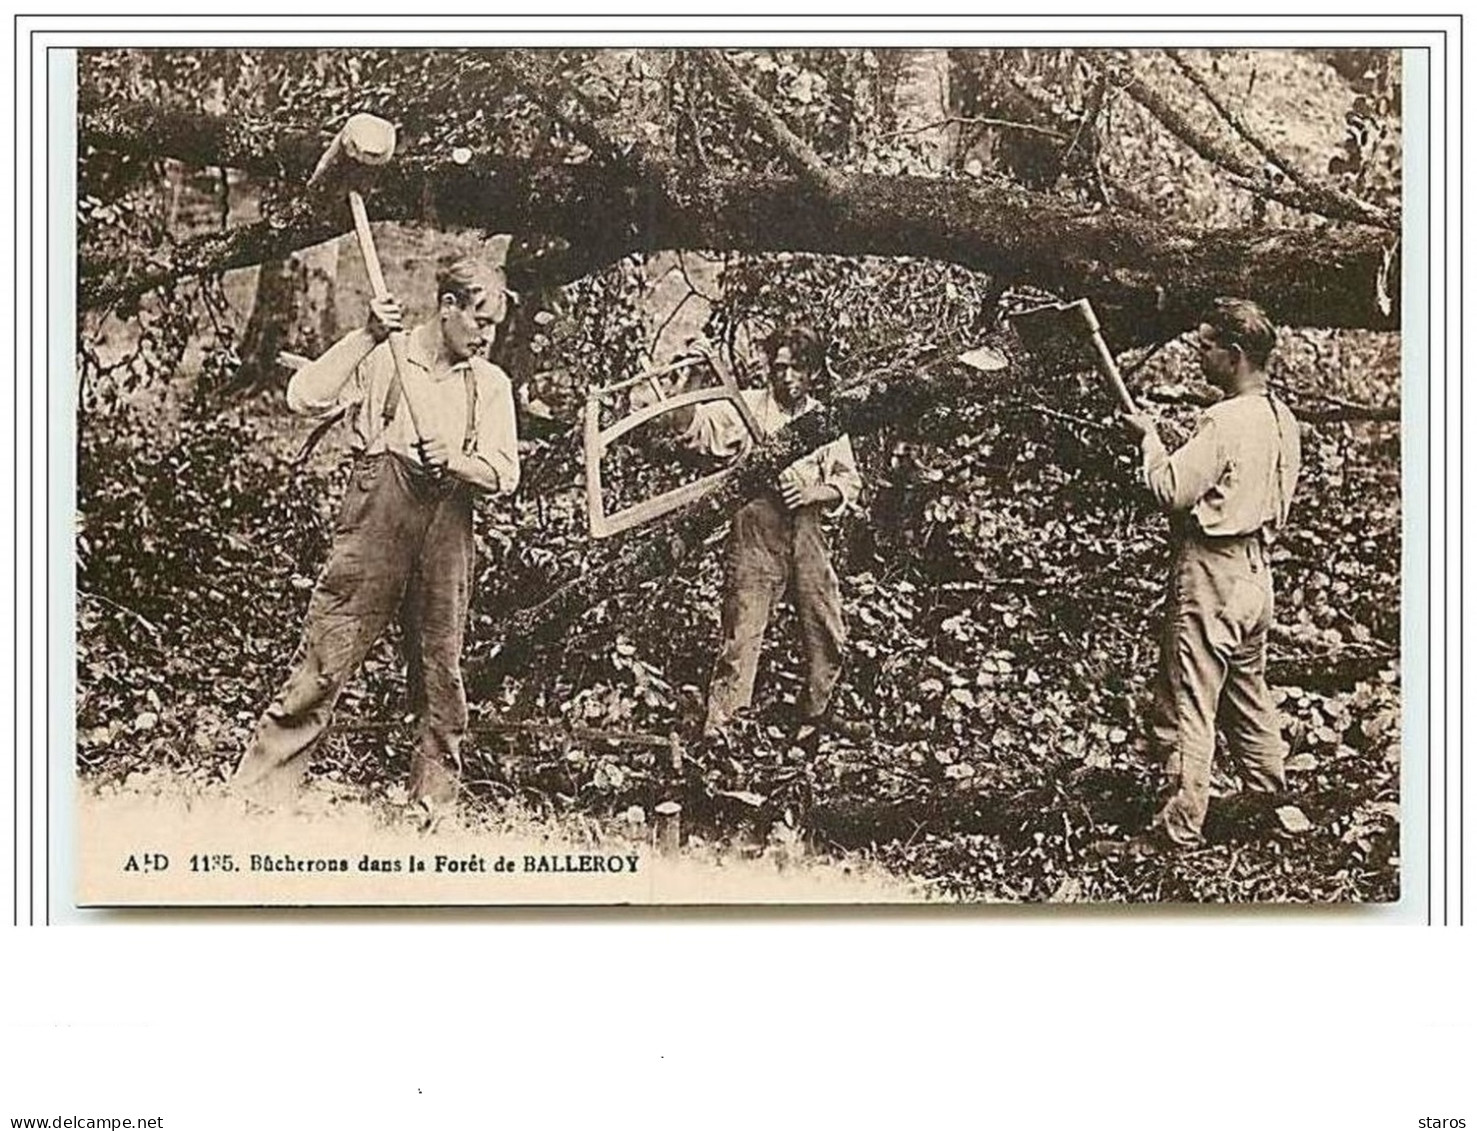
[[78, 410, 329, 774], [75, 247, 1403, 903]]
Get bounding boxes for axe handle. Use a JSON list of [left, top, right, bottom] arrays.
[[1087, 330, 1138, 415], [347, 190, 433, 454], [349, 190, 391, 300]]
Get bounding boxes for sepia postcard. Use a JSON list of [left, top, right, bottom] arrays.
[[66, 38, 1414, 908]]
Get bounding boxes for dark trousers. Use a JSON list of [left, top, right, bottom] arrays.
[[705, 494, 845, 732], [234, 453, 475, 807], [1150, 533, 1288, 844]]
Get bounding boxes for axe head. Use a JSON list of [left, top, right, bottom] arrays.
[[1006, 298, 1100, 369], [307, 113, 397, 191]]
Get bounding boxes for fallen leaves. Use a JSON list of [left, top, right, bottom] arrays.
[[1276, 805, 1314, 834]]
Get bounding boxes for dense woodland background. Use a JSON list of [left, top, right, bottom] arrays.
[[75, 48, 1403, 902]]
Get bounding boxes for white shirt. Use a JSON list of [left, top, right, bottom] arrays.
[[1141, 391, 1300, 538], [680, 387, 862, 513], [287, 322, 520, 494]]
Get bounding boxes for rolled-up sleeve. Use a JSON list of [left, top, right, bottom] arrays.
[[286, 331, 376, 418], [1142, 417, 1223, 513], [819, 434, 863, 514], [679, 400, 752, 461], [475, 366, 521, 495]]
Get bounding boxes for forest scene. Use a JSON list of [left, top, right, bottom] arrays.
[[75, 46, 1404, 904]]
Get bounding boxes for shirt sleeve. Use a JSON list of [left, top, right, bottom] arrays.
[[473, 366, 520, 495], [819, 434, 863, 515], [679, 399, 752, 461], [1141, 416, 1224, 513], [1276, 400, 1302, 527], [285, 333, 377, 418]]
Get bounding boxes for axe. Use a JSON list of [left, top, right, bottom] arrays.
[[307, 113, 438, 474], [1007, 298, 1139, 415]]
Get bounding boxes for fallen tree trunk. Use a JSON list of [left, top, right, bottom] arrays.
[[79, 101, 329, 182], [468, 337, 1024, 688], [79, 108, 1402, 339], [471, 331, 1400, 689]]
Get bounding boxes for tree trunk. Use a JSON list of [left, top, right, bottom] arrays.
[[226, 238, 339, 399], [891, 50, 954, 172], [78, 145, 1401, 343], [299, 237, 342, 356], [230, 255, 297, 396], [467, 336, 1026, 688]]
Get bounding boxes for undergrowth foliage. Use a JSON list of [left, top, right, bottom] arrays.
[[78, 248, 1402, 905], [76, 47, 1404, 903]]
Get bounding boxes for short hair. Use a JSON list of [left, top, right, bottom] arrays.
[[763, 325, 826, 373], [1202, 297, 1277, 369], [435, 256, 506, 316]]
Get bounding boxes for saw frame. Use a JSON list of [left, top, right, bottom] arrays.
[[584, 353, 762, 539]]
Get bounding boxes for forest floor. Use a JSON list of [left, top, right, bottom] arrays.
[[77, 230, 1404, 908]]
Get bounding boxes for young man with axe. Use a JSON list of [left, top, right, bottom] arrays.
[[1115, 297, 1302, 853], [669, 327, 869, 745], [233, 257, 519, 813]]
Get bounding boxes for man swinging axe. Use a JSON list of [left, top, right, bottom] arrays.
[[1122, 299, 1302, 853], [233, 114, 519, 814], [1013, 297, 1302, 855]]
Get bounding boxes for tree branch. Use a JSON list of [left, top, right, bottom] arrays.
[[500, 49, 655, 180], [878, 115, 1067, 143], [1139, 384, 1399, 423], [78, 159, 646, 311], [80, 195, 354, 313], [469, 337, 1026, 686], [470, 330, 1392, 687], [79, 102, 326, 181], [1102, 54, 1399, 233], [1163, 49, 1394, 231], [77, 113, 1402, 337], [698, 49, 846, 196]]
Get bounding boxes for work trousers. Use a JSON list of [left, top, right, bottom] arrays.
[[705, 494, 845, 733], [1150, 533, 1288, 845], [233, 452, 475, 807]]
